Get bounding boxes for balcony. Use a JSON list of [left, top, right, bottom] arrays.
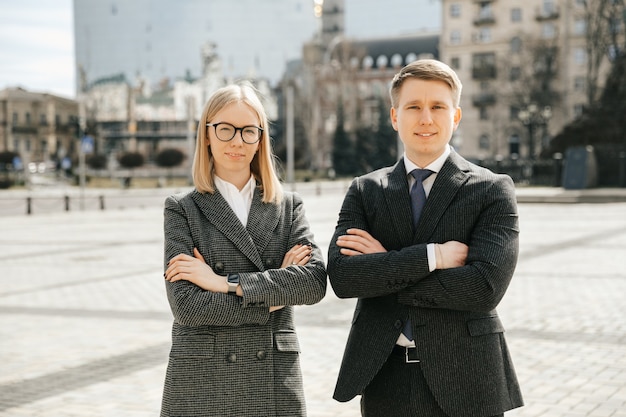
[[535, 6, 560, 21], [474, 14, 496, 26], [472, 65, 497, 80], [472, 92, 497, 107]]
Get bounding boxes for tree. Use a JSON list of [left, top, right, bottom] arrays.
[[580, 0, 626, 107], [331, 103, 358, 177]]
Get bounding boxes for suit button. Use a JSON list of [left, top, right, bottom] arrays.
[[394, 320, 402, 329], [227, 353, 237, 363], [413, 300, 419, 306], [264, 258, 274, 267], [214, 262, 225, 273], [256, 350, 267, 360]]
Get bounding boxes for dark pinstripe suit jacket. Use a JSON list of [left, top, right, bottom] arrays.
[[160, 188, 327, 417], [328, 152, 523, 416]]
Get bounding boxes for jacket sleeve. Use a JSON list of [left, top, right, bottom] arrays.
[[397, 175, 519, 313], [328, 176, 432, 299], [238, 193, 327, 308], [163, 195, 271, 327]]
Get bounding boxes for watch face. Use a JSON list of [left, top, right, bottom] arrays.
[[227, 274, 240, 284]]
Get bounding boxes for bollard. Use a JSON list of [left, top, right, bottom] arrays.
[[99, 195, 105, 210], [65, 195, 70, 211], [26, 196, 32, 215]]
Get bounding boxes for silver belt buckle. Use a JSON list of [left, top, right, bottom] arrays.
[[405, 347, 420, 363]]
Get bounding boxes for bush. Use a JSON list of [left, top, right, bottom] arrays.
[[0, 178, 12, 189], [87, 154, 108, 170], [155, 148, 185, 168], [118, 152, 145, 169], [0, 151, 19, 165]]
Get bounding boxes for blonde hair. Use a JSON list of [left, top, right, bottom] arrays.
[[192, 82, 283, 203], [390, 59, 463, 108]]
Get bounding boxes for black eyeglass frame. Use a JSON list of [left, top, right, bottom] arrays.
[[206, 122, 263, 144]]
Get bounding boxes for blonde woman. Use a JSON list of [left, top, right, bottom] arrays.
[[160, 82, 327, 417]]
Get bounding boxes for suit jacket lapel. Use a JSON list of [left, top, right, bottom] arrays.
[[415, 151, 470, 241], [382, 161, 415, 247], [246, 187, 280, 263], [191, 189, 266, 271]]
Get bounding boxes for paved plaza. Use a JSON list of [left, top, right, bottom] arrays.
[[0, 185, 625, 417]]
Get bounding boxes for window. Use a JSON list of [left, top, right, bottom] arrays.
[[509, 134, 520, 157], [510, 37, 522, 53], [542, 0, 556, 14], [479, 107, 489, 121], [472, 52, 497, 79], [12, 112, 18, 123], [479, 134, 490, 149], [479, 27, 492, 43], [478, 3, 493, 20], [40, 114, 47, 125], [376, 55, 388, 68], [574, 76, 585, 91], [450, 3, 461, 17], [450, 30, 461, 45], [510, 66, 521, 81], [574, 47, 586, 65], [573, 104, 585, 116], [511, 8, 522, 22], [450, 57, 461, 69], [25, 112, 31, 125], [542, 23, 556, 39], [574, 18, 586, 35]]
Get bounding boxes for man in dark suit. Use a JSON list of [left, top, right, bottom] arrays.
[[327, 59, 523, 417]]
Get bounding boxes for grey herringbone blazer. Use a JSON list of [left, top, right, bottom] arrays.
[[328, 151, 524, 417], [160, 188, 327, 417]]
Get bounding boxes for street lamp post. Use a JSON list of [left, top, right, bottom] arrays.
[[518, 104, 552, 160]]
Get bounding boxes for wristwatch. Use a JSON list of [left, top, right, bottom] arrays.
[[226, 273, 240, 294]]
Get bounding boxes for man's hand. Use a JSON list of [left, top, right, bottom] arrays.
[[336, 228, 387, 256], [435, 241, 468, 269]]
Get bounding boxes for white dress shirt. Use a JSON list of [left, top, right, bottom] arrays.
[[214, 175, 256, 226]]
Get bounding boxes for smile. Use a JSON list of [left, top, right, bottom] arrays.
[[417, 133, 436, 137]]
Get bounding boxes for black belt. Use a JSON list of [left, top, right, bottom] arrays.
[[392, 345, 420, 363]]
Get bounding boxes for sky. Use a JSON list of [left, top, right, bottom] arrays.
[[0, 0, 440, 100], [0, 0, 76, 98]]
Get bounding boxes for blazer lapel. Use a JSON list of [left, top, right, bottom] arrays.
[[191, 190, 265, 271], [415, 151, 470, 241], [246, 187, 280, 262], [382, 161, 415, 247]]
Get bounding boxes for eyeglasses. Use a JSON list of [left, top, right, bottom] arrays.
[[206, 122, 263, 144]]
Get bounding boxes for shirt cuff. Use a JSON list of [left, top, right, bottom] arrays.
[[426, 243, 436, 272]]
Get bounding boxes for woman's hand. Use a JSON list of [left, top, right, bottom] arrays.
[[280, 243, 313, 268], [165, 248, 227, 293], [336, 228, 387, 256]]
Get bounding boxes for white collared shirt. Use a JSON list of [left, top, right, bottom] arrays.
[[214, 175, 256, 226]]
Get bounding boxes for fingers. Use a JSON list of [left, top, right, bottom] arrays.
[[336, 228, 386, 255], [193, 247, 205, 262], [282, 243, 313, 268]]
